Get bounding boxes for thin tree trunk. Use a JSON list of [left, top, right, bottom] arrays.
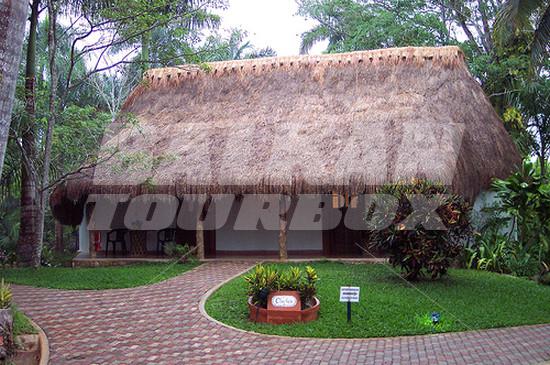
[[37, 0, 58, 247], [477, 0, 493, 52], [278, 195, 288, 261], [0, 0, 28, 177], [458, 18, 481, 52], [140, 32, 151, 73], [16, 0, 41, 267]]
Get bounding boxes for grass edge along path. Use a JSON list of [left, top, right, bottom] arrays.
[[1, 262, 200, 290]]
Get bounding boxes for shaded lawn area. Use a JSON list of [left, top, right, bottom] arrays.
[[205, 261, 550, 338], [1, 262, 200, 290]]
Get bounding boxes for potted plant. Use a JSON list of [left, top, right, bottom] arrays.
[[244, 265, 320, 324]]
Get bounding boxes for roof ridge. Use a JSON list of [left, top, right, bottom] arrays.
[[143, 46, 464, 82]]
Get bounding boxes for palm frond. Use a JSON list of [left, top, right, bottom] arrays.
[[532, 4, 550, 66], [299, 25, 330, 54], [494, 0, 542, 46]]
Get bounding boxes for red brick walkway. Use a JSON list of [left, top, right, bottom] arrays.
[[12, 262, 550, 364]]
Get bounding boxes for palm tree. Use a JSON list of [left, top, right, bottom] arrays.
[[0, 0, 28, 177], [495, 0, 550, 68]]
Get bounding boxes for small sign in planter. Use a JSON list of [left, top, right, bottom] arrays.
[[248, 291, 320, 325]]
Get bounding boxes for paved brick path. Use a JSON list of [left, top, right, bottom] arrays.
[[12, 262, 550, 364]]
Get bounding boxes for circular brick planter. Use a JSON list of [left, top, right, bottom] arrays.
[[248, 296, 320, 324]]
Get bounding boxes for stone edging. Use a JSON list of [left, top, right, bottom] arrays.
[[29, 318, 49, 365], [198, 264, 257, 337]]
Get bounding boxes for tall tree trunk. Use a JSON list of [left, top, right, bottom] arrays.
[[16, 0, 40, 267], [0, 0, 28, 177], [37, 0, 58, 247]]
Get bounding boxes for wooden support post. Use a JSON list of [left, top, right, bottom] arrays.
[[196, 219, 205, 260], [196, 195, 212, 260], [54, 221, 64, 253], [89, 230, 97, 259], [278, 195, 288, 261]]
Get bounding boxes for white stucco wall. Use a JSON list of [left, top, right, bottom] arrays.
[[215, 226, 322, 252], [471, 190, 515, 240]]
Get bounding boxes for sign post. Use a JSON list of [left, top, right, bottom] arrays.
[[339, 286, 360, 322]]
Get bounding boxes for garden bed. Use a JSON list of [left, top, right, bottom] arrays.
[[205, 262, 550, 338]]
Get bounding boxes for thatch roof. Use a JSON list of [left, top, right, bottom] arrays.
[[52, 46, 520, 224]]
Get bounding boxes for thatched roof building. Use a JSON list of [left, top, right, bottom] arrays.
[[51, 46, 520, 226]]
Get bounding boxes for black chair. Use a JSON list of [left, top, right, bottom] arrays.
[[106, 229, 128, 256], [157, 228, 176, 255]]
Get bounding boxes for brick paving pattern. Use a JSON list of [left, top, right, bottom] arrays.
[[12, 262, 550, 364]]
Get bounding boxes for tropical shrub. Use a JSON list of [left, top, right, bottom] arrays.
[[369, 180, 472, 281], [244, 265, 318, 308], [491, 160, 550, 263], [164, 243, 194, 262], [463, 159, 550, 279], [0, 279, 12, 309], [465, 232, 538, 277], [464, 232, 509, 272]]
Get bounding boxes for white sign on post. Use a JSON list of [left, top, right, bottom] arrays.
[[339, 287, 360, 302]]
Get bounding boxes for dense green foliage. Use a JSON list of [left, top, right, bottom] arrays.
[[466, 159, 550, 279], [206, 262, 550, 338], [297, 0, 449, 54], [369, 180, 472, 280], [1, 262, 199, 289]]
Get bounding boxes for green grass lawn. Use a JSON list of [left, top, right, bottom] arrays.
[[205, 261, 550, 338], [1, 262, 200, 290]]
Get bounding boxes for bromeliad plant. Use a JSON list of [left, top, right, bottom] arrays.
[[244, 265, 318, 308], [369, 179, 472, 281]]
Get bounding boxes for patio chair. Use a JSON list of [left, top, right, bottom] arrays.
[[157, 228, 176, 255], [105, 229, 128, 256]]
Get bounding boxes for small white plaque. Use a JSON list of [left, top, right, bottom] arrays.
[[339, 286, 360, 303], [271, 295, 298, 308]]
